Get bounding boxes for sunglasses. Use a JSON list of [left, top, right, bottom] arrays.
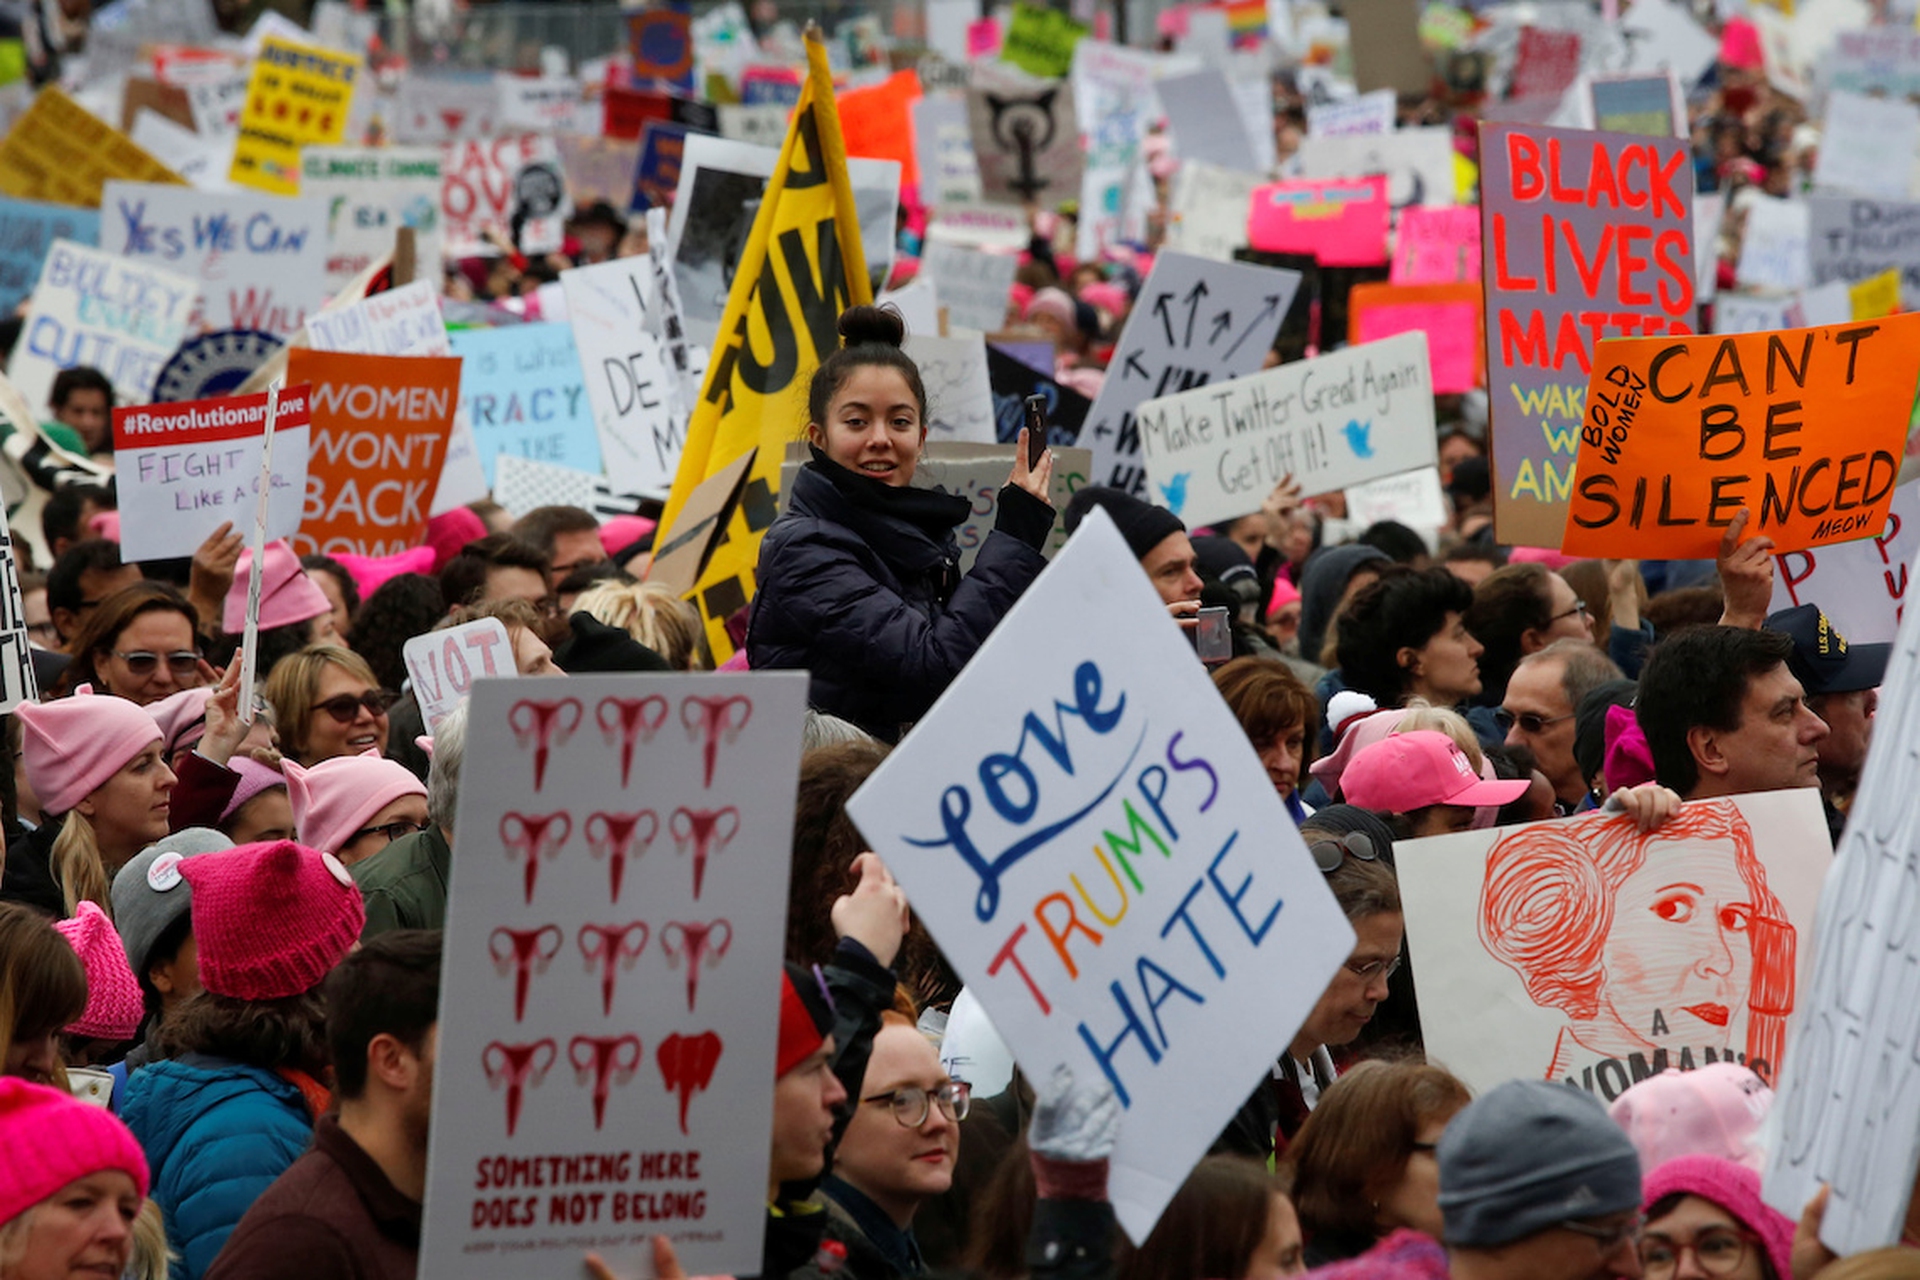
[[1496, 708, 1575, 736], [1309, 830, 1380, 873], [348, 818, 430, 846], [112, 649, 202, 677], [310, 689, 396, 725]]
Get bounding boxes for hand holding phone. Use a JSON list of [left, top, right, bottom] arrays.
[[1195, 606, 1232, 665], [1024, 394, 1049, 469]]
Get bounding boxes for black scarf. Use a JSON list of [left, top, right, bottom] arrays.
[[804, 445, 972, 542]]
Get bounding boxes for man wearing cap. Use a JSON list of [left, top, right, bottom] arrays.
[[1765, 603, 1888, 844], [1063, 487, 1203, 628], [1310, 1079, 1645, 1280]]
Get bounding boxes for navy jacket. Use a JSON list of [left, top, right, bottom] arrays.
[[748, 456, 1051, 741]]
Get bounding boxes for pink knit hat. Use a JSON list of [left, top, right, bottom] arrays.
[[1026, 287, 1076, 329], [1641, 1155, 1794, 1280], [426, 507, 488, 571], [1309, 706, 1409, 797], [1267, 576, 1302, 620], [282, 752, 427, 856], [52, 902, 143, 1041], [17, 692, 164, 817], [224, 540, 332, 635], [599, 515, 655, 559], [1078, 282, 1130, 318], [219, 757, 289, 824], [147, 687, 214, 759], [179, 841, 365, 1000], [1611, 1064, 1773, 1173], [0, 1078, 149, 1223], [329, 546, 436, 600], [1605, 704, 1657, 793]]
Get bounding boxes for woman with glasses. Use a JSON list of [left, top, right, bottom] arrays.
[[282, 752, 429, 868], [1461, 563, 1596, 706], [58, 582, 214, 707], [264, 647, 395, 766], [1638, 1155, 1794, 1280]]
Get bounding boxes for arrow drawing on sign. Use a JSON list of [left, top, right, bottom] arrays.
[[1124, 351, 1150, 380], [1224, 294, 1286, 360], [1151, 292, 1177, 345], [1183, 280, 1209, 347], [1210, 311, 1233, 344]]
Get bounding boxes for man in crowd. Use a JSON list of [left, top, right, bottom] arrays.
[[436, 534, 551, 612], [1766, 603, 1888, 843], [46, 538, 140, 648], [1063, 487, 1203, 627], [1501, 640, 1625, 815], [49, 366, 114, 455], [512, 505, 608, 592]]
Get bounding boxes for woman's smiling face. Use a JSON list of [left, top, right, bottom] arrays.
[[1600, 839, 1754, 1045], [808, 366, 925, 488]]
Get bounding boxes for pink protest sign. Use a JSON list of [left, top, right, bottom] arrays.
[[968, 17, 1003, 56], [1247, 175, 1389, 266], [1393, 206, 1481, 284], [1348, 281, 1485, 394]]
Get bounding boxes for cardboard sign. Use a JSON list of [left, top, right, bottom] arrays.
[[1561, 315, 1920, 558], [419, 672, 807, 1279], [450, 324, 601, 484], [0, 198, 98, 315], [920, 243, 1019, 333], [99, 181, 327, 336], [230, 35, 361, 195], [302, 146, 444, 295], [967, 75, 1083, 209], [1769, 478, 1920, 646], [1809, 197, 1920, 310], [1002, 2, 1088, 77], [1397, 792, 1828, 1100], [646, 450, 755, 598], [1347, 282, 1485, 394], [402, 617, 512, 732], [1248, 176, 1390, 267], [1158, 68, 1259, 174], [0, 88, 184, 207], [561, 256, 683, 493], [1136, 331, 1438, 526], [287, 347, 462, 556], [1737, 197, 1811, 292], [1480, 122, 1697, 548], [112, 386, 311, 560], [844, 508, 1354, 1243], [1812, 92, 1918, 202], [1165, 162, 1261, 263], [11, 239, 197, 414], [905, 332, 998, 444], [1392, 206, 1480, 284], [1347, 0, 1433, 94], [1082, 251, 1302, 495], [441, 134, 567, 259]]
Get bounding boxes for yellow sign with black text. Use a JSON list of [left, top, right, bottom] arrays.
[[230, 36, 361, 195]]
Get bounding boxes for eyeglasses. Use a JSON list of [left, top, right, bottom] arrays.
[[862, 1081, 971, 1128], [1344, 953, 1404, 982], [26, 621, 56, 641], [1562, 1213, 1644, 1253], [1639, 1227, 1755, 1279], [1496, 708, 1576, 736], [1549, 599, 1590, 624], [347, 818, 430, 847], [112, 649, 203, 677], [310, 689, 396, 724], [1309, 830, 1380, 873]]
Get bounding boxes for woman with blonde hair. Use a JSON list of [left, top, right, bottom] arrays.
[[0, 1077, 151, 1280], [573, 579, 711, 670], [263, 646, 393, 766]]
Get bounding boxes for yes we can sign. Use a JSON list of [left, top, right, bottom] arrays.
[[846, 509, 1354, 1243]]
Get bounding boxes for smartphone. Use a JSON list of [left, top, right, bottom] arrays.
[[1024, 394, 1049, 468], [1196, 606, 1232, 666]]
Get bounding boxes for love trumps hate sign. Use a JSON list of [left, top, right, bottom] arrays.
[[844, 508, 1355, 1244], [1560, 315, 1920, 559]]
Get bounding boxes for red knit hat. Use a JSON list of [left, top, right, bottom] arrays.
[[0, 1078, 149, 1223], [776, 963, 834, 1077], [53, 903, 144, 1040], [179, 841, 365, 1000]]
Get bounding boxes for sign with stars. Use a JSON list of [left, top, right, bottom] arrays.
[[230, 35, 363, 196]]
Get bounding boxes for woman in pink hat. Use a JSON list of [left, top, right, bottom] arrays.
[[56, 583, 213, 707], [282, 752, 429, 867], [212, 542, 342, 683], [1637, 1155, 1795, 1280], [0, 1076, 151, 1280], [0, 903, 86, 1086], [263, 646, 393, 766]]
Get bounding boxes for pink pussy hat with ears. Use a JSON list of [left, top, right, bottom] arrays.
[[16, 692, 164, 817], [147, 686, 214, 759], [1641, 1155, 1794, 1280], [179, 840, 365, 1000], [330, 546, 436, 600], [53, 902, 143, 1040], [1610, 1064, 1773, 1173], [426, 507, 488, 572], [224, 540, 332, 635], [282, 752, 427, 857], [0, 1079, 149, 1224]]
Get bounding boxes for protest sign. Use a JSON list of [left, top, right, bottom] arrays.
[[557, 136, 642, 210], [1769, 479, 1920, 646], [1479, 122, 1697, 548], [987, 345, 1091, 445], [1587, 73, 1685, 138], [1736, 197, 1811, 292], [926, 204, 1029, 251], [717, 104, 788, 148], [1002, 2, 1087, 77], [845, 508, 1354, 1241], [111, 386, 311, 561], [1165, 163, 1261, 263], [402, 617, 512, 732], [1346, 465, 1450, 529], [419, 671, 806, 1279], [497, 77, 587, 133], [1347, 0, 1433, 93], [1615, 0, 1719, 89], [11, 239, 196, 415], [0, 507, 35, 710], [1158, 68, 1259, 173], [1248, 176, 1390, 267], [1798, 283, 1853, 330], [838, 69, 921, 192], [1136, 331, 1438, 526], [1306, 89, 1395, 137], [1082, 252, 1301, 495], [0, 198, 98, 315], [968, 73, 1082, 209], [1392, 206, 1479, 284], [1290, 129, 1456, 213], [302, 147, 444, 295], [1510, 27, 1583, 99], [449, 324, 600, 484], [122, 79, 195, 135], [492, 454, 600, 519], [633, 121, 696, 211], [1851, 271, 1900, 320], [394, 76, 500, 144], [920, 243, 1019, 333], [630, 3, 696, 90], [1812, 93, 1919, 202], [131, 113, 235, 193], [646, 451, 756, 598], [1396, 792, 1828, 1100], [1347, 282, 1484, 394], [0, 88, 183, 207], [441, 134, 567, 258], [912, 97, 983, 207], [1561, 315, 1920, 558], [1829, 29, 1920, 99], [880, 278, 941, 339], [286, 347, 462, 556], [230, 35, 361, 195], [561, 256, 683, 494], [1713, 294, 1797, 335], [905, 332, 997, 444], [1809, 198, 1920, 309], [99, 182, 326, 336]]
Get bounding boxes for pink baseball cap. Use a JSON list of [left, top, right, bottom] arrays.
[[1341, 730, 1531, 813], [282, 751, 427, 857], [179, 841, 365, 1000], [1610, 1064, 1773, 1173], [53, 902, 143, 1041], [224, 541, 331, 635], [17, 692, 164, 817]]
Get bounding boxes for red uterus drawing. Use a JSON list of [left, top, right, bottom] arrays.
[[482, 1038, 556, 1137], [657, 1031, 723, 1135], [669, 806, 739, 899], [584, 810, 658, 903], [578, 922, 649, 1016], [488, 924, 561, 1021], [510, 697, 582, 790], [681, 695, 751, 788], [500, 812, 572, 904], [660, 919, 732, 1012], [569, 1033, 642, 1130], [596, 695, 668, 786]]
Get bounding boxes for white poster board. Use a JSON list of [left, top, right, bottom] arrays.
[[0, 509, 35, 710], [1736, 196, 1812, 292], [919, 243, 1019, 334], [402, 617, 513, 731], [302, 146, 445, 295], [12, 239, 197, 414], [560, 256, 684, 495], [1307, 89, 1395, 136], [1157, 68, 1260, 173], [1165, 162, 1262, 262], [1290, 127, 1456, 209], [911, 96, 984, 206], [844, 509, 1354, 1242], [1812, 92, 1920, 202], [420, 672, 808, 1278], [905, 331, 998, 444], [1769, 479, 1920, 646]]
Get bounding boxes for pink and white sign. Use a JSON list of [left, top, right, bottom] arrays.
[[1248, 175, 1390, 267]]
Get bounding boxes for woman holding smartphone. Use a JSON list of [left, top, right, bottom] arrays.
[[749, 305, 1055, 743]]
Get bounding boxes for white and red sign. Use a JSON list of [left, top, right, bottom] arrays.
[[403, 618, 513, 732]]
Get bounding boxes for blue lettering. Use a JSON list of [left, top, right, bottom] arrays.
[[1136, 956, 1204, 1049], [1075, 980, 1161, 1108], [1167, 731, 1218, 812], [1207, 831, 1282, 945]]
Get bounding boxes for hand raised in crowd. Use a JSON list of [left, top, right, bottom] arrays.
[[196, 660, 249, 768], [188, 520, 245, 631], [831, 851, 910, 970], [1009, 427, 1056, 507], [1717, 507, 1775, 630], [1261, 472, 1304, 535], [1791, 1186, 1836, 1280], [1603, 781, 1682, 832], [1605, 558, 1642, 631]]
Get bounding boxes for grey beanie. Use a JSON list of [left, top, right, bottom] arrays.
[[109, 828, 234, 976], [1438, 1079, 1643, 1248]]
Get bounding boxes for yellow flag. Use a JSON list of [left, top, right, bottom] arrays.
[[654, 28, 872, 661]]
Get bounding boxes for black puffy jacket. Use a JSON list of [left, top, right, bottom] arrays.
[[747, 453, 1052, 742]]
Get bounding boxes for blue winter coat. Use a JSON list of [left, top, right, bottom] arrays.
[[120, 1055, 316, 1280], [748, 455, 1051, 741]]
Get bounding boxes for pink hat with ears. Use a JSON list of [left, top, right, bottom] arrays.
[[223, 540, 331, 635], [147, 687, 214, 760], [329, 546, 437, 600], [53, 903, 143, 1040], [1267, 576, 1302, 620], [16, 692, 164, 817], [426, 507, 488, 572], [1611, 1064, 1773, 1173], [178, 841, 364, 1000], [282, 751, 427, 857], [598, 515, 655, 559], [1641, 1155, 1793, 1280], [1309, 706, 1409, 797]]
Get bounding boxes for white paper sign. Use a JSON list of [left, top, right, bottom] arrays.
[[1165, 162, 1263, 262], [911, 96, 984, 207], [1083, 251, 1304, 495], [12, 239, 197, 414], [1345, 465, 1449, 529], [717, 103, 790, 148], [441, 134, 569, 260], [402, 617, 513, 731], [1813, 92, 1920, 202], [1616, 0, 1721, 87], [1735, 197, 1812, 292], [1307, 89, 1396, 136], [905, 331, 998, 443], [844, 509, 1354, 1242], [560, 257, 684, 494], [1768, 479, 1920, 646], [420, 672, 808, 1279], [302, 146, 445, 296], [395, 76, 502, 144], [130, 111, 235, 192], [1290, 128, 1457, 209], [919, 243, 1019, 334], [1713, 292, 1796, 335], [1158, 68, 1260, 173], [925, 204, 1030, 251], [0, 512, 36, 711]]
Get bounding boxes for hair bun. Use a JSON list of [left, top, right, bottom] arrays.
[[838, 304, 906, 350]]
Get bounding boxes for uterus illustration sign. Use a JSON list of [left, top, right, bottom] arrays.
[[424, 673, 809, 1280], [1395, 790, 1829, 1102]]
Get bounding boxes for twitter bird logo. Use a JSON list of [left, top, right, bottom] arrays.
[[1343, 420, 1375, 459], [1160, 473, 1191, 515]]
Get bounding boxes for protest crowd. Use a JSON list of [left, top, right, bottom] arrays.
[[3, 0, 1920, 1279]]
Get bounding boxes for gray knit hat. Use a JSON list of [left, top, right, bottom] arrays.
[[109, 829, 234, 977], [1438, 1079, 1643, 1248]]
